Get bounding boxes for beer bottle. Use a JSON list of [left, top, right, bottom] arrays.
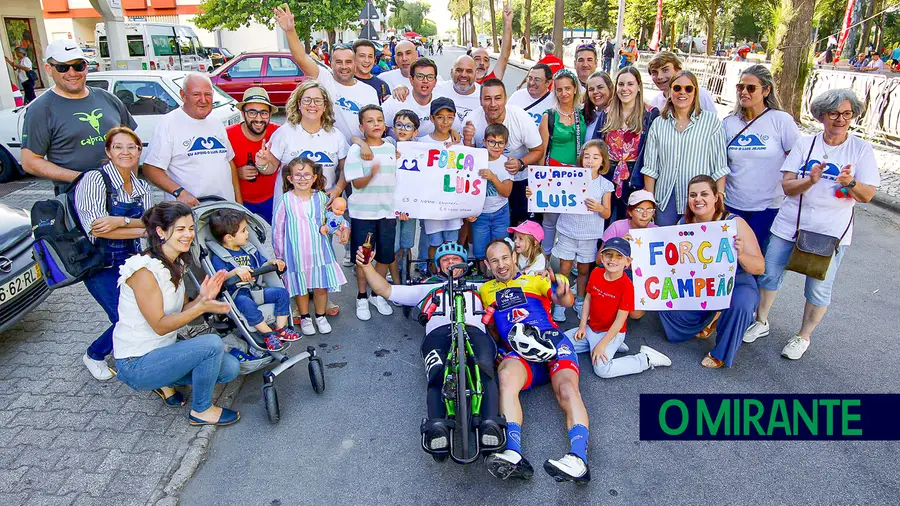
[[361, 232, 374, 263], [246, 153, 257, 182]]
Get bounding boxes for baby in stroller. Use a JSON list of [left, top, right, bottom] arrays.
[[207, 209, 302, 351]]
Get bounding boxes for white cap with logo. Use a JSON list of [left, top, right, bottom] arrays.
[[44, 39, 86, 63]]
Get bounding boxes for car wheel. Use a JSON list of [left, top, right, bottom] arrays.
[[0, 146, 21, 183]]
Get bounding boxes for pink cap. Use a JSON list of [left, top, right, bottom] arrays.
[[507, 220, 544, 242]]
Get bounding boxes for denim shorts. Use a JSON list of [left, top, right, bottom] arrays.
[[394, 218, 417, 251], [757, 234, 846, 307], [472, 203, 510, 259], [552, 232, 599, 264], [428, 229, 460, 247]]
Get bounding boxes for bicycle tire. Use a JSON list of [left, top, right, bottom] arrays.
[[454, 323, 471, 460]]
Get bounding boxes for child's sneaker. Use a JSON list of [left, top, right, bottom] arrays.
[[552, 305, 567, 322], [296, 318, 316, 336], [276, 327, 303, 341], [315, 315, 332, 334], [263, 333, 286, 352], [574, 298, 585, 320]]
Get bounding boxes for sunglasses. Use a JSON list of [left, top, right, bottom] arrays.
[[672, 84, 695, 93], [632, 207, 656, 216], [736, 83, 761, 93], [576, 43, 596, 52], [53, 61, 87, 73]]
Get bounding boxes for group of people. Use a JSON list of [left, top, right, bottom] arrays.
[[16, 6, 881, 481]]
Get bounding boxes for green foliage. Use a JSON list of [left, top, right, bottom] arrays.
[[565, 0, 611, 34], [419, 19, 438, 37], [389, 1, 431, 33], [194, 0, 366, 40]]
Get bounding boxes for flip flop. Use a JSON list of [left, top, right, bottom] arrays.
[[696, 312, 721, 339], [700, 354, 724, 369], [153, 388, 185, 407], [189, 407, 240, 427]]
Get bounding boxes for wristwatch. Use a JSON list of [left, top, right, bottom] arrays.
[[123, 217, 131, 226], [847, 179, 857, 189], [172, 187, 185, 198]]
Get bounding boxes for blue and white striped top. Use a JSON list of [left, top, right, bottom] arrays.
[[74, 162, 154, 242], [641, 110, 729, 214]]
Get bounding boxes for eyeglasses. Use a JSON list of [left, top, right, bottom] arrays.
[[291, 173, 316, 181], [632, 208, 656, 216], [526, 77, 546, 83], [394, 123, 416, 131], [735, 83, 760, 94], [301, 97, 325, 106], [244, 109, 271, 118], [484, 139, 507, 148], [110, 144, 140, 153], [52, 61, 87, 73], [414, 73, 437, 82], [672, 84, 695, 93], [826, 110, 854, 120]]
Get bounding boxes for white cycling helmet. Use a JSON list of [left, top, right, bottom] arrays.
[[507, 323, 557, 363]]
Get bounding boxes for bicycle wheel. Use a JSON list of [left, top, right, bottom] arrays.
[[454, 323, 471, 460]]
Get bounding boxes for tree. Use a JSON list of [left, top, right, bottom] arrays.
[[688, 0, 724, 54], [523, 0, 533, 59], [489, 0, 499, 49], [553, 0, 564, 57], [194, 0, 365, 47], [390, 1, 431, 33], [469, 0, 478, 45], [771, 0, 817, 120], [387, 0, 406, 29]]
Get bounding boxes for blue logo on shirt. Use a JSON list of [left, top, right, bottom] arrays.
[[528, 112, 542, 125], [733, 134, 766, 148], [335, 97, 361, 112], [187, 136, 228, 156], [298, 150, 335, 164], [803, 159, 841, 180]]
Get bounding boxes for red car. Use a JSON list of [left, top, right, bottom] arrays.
[[210, 52, 318, 106]]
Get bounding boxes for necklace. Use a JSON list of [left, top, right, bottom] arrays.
[[556, 107, 574, 119], [821, 133, 845, 159]]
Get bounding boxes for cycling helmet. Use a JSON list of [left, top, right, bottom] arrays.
[[507, 323, 557, 363], [433, 242, 468, 270]]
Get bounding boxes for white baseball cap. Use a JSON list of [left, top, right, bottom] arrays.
[[44, 39, 86, 63], [627, 189, 656, 207]]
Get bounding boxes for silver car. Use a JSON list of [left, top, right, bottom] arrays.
[[0, 203, 49, 333]]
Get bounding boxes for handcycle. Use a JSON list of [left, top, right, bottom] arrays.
[[417, 262, 505, 464]]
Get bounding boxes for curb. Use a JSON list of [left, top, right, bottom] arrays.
[[872, 192, 900, 215], [150, 372, 247, 506]]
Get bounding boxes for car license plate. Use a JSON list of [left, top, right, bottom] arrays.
[[227, 114, 240, 126], [0, 263, 42, 307]]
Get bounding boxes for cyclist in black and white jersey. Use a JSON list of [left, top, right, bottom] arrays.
[[355, 242, 505, 456]]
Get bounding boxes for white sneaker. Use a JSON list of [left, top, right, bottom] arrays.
[[315, 315, 332, 334], [543, 453, 590, 483], [574, 299, 584, 320], [640, 345, 672, 368], [299, 317, 316, 335], [342, 248, 353, 267], [552, 305, 567, 322], [356, 298, 372, 321], [781, 335, 810, 360], [617, 342, 630, 354], [743, 320, 770, 343], [82, 353, 114, 381], [370, 295, 394, 316]]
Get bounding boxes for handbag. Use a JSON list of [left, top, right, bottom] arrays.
[[26, 69, 38, 82], [784, 137, 852, 281]]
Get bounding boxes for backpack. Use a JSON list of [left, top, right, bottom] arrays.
[[30, 169, 115, 289]]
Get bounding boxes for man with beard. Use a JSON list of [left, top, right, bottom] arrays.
[[380, 40, 419, 91], [471, 1, 513, 84], [226, 88, 280, 223], [462, 79, 542, 227], [507, 63, 557, 127], [353, 39, 391, 103], [433, 55, 482, 131], [275, 4, 379, 141]]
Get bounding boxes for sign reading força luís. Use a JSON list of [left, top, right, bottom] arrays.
[[393, 142, 488, 220], [527, 165, 592, 215], [630, 220, 738, 311]]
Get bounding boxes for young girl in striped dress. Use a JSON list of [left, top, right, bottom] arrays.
[[273, 157, 347, 336]]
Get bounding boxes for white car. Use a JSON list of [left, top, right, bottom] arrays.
[[0, 70, 241, 181]]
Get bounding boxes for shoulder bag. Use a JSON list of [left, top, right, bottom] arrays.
[[727, 108, 770, 147]]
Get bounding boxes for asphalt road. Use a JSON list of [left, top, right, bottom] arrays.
[[181, 47, 900, 505]]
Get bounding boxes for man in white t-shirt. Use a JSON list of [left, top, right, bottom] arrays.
[[275, 5, 379, 141], [507, 63, 557, 127], [462, 78, 543, 226], [859, 54, 885, 73], [144, 73, 240, 204], [434, 56, 482, 131], [380, 40, 418, 91], [381, 58, 439, 138], [647, 51, 717, 112]]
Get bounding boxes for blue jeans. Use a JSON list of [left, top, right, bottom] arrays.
[[472, 204, 510, 259], [656, 191, 683, 227], [428, 229, 460, 247], [83, 265, 121, 361], [725, 205, 778, 252], [115, 334, 240, 413], [394, 218, 417, 252], [232, 287, 290, 326], [757, 234, 846, 307]]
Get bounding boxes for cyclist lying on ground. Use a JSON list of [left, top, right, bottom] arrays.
[[355, 242, 506, 456], [479, 239, 591, 483]]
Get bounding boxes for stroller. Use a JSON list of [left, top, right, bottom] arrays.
[[185, 199, 325, 424]]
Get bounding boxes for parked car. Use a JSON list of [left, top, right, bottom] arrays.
[[86, 57, 101, 73], [0, 70, 241, 181], [0, 203, 50, 334], [211, 52, 323, 106], [206, 46, 234, 69]]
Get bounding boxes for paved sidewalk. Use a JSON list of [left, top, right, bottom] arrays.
[[0, 180, 240, 506]]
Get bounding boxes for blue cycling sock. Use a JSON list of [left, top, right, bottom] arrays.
[[568, 424, 589, 462], [506, 422, 523, 455]]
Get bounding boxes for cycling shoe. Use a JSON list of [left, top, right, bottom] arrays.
[[485, 450, 534, 480], [543, 453, 591, 483]]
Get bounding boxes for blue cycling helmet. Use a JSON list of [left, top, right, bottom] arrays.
[[434, 242, 468, 269]]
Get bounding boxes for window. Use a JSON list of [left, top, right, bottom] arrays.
[[228, 57, 263, 78], [266, 57, 301, 77], [126, 35, 145, 57], [86, 80, 109, 91], [177, 36, 195, 56], [99, 37, 109, 58], [191, 37, 207, 58], [151, 34, 177, 56], [113, 80, 177, 115]]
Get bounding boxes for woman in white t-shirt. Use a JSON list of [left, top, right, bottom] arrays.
[[723, 65, 800, 249], [264, 81, 349, 216], [743, 89, 880, 361], [113, 202, 241, 426]]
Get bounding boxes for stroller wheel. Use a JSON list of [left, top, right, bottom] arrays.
[[262, 383, 280, 423], [308, 357, 325, 394]]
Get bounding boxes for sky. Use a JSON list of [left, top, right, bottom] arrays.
[[423, 0, 454, 36]]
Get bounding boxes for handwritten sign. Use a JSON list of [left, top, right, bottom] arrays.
[[630, 220, 738, 311], [394, 142, 488, 219], [527, 165, 591, 215]]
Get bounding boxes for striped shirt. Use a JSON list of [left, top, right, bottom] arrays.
[[641, 110, 729, 213], [343, 143, 397, 220], [74, 163, 154, 242]]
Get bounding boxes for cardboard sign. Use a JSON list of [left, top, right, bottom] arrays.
[[630, 220, 739, 311], [393, 142, 489, 219], [527, 165, 592, 215]]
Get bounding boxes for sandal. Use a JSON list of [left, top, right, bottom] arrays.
[[700, 354, 724, 369], [696, 312, 721, 339], [189, 407, 240, 427], [153, 387, 186, 407]]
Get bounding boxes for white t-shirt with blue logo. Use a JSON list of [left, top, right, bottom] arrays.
[[381, 95, 435, 138], [771, 133, 881, 246], [507, 88, 557, 128], [316, 70, 380, 141], [723, 110, 801, 211], [267, 123, 348, 215], [145, 107, 235, 201], [469, 105, 543, 182]]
